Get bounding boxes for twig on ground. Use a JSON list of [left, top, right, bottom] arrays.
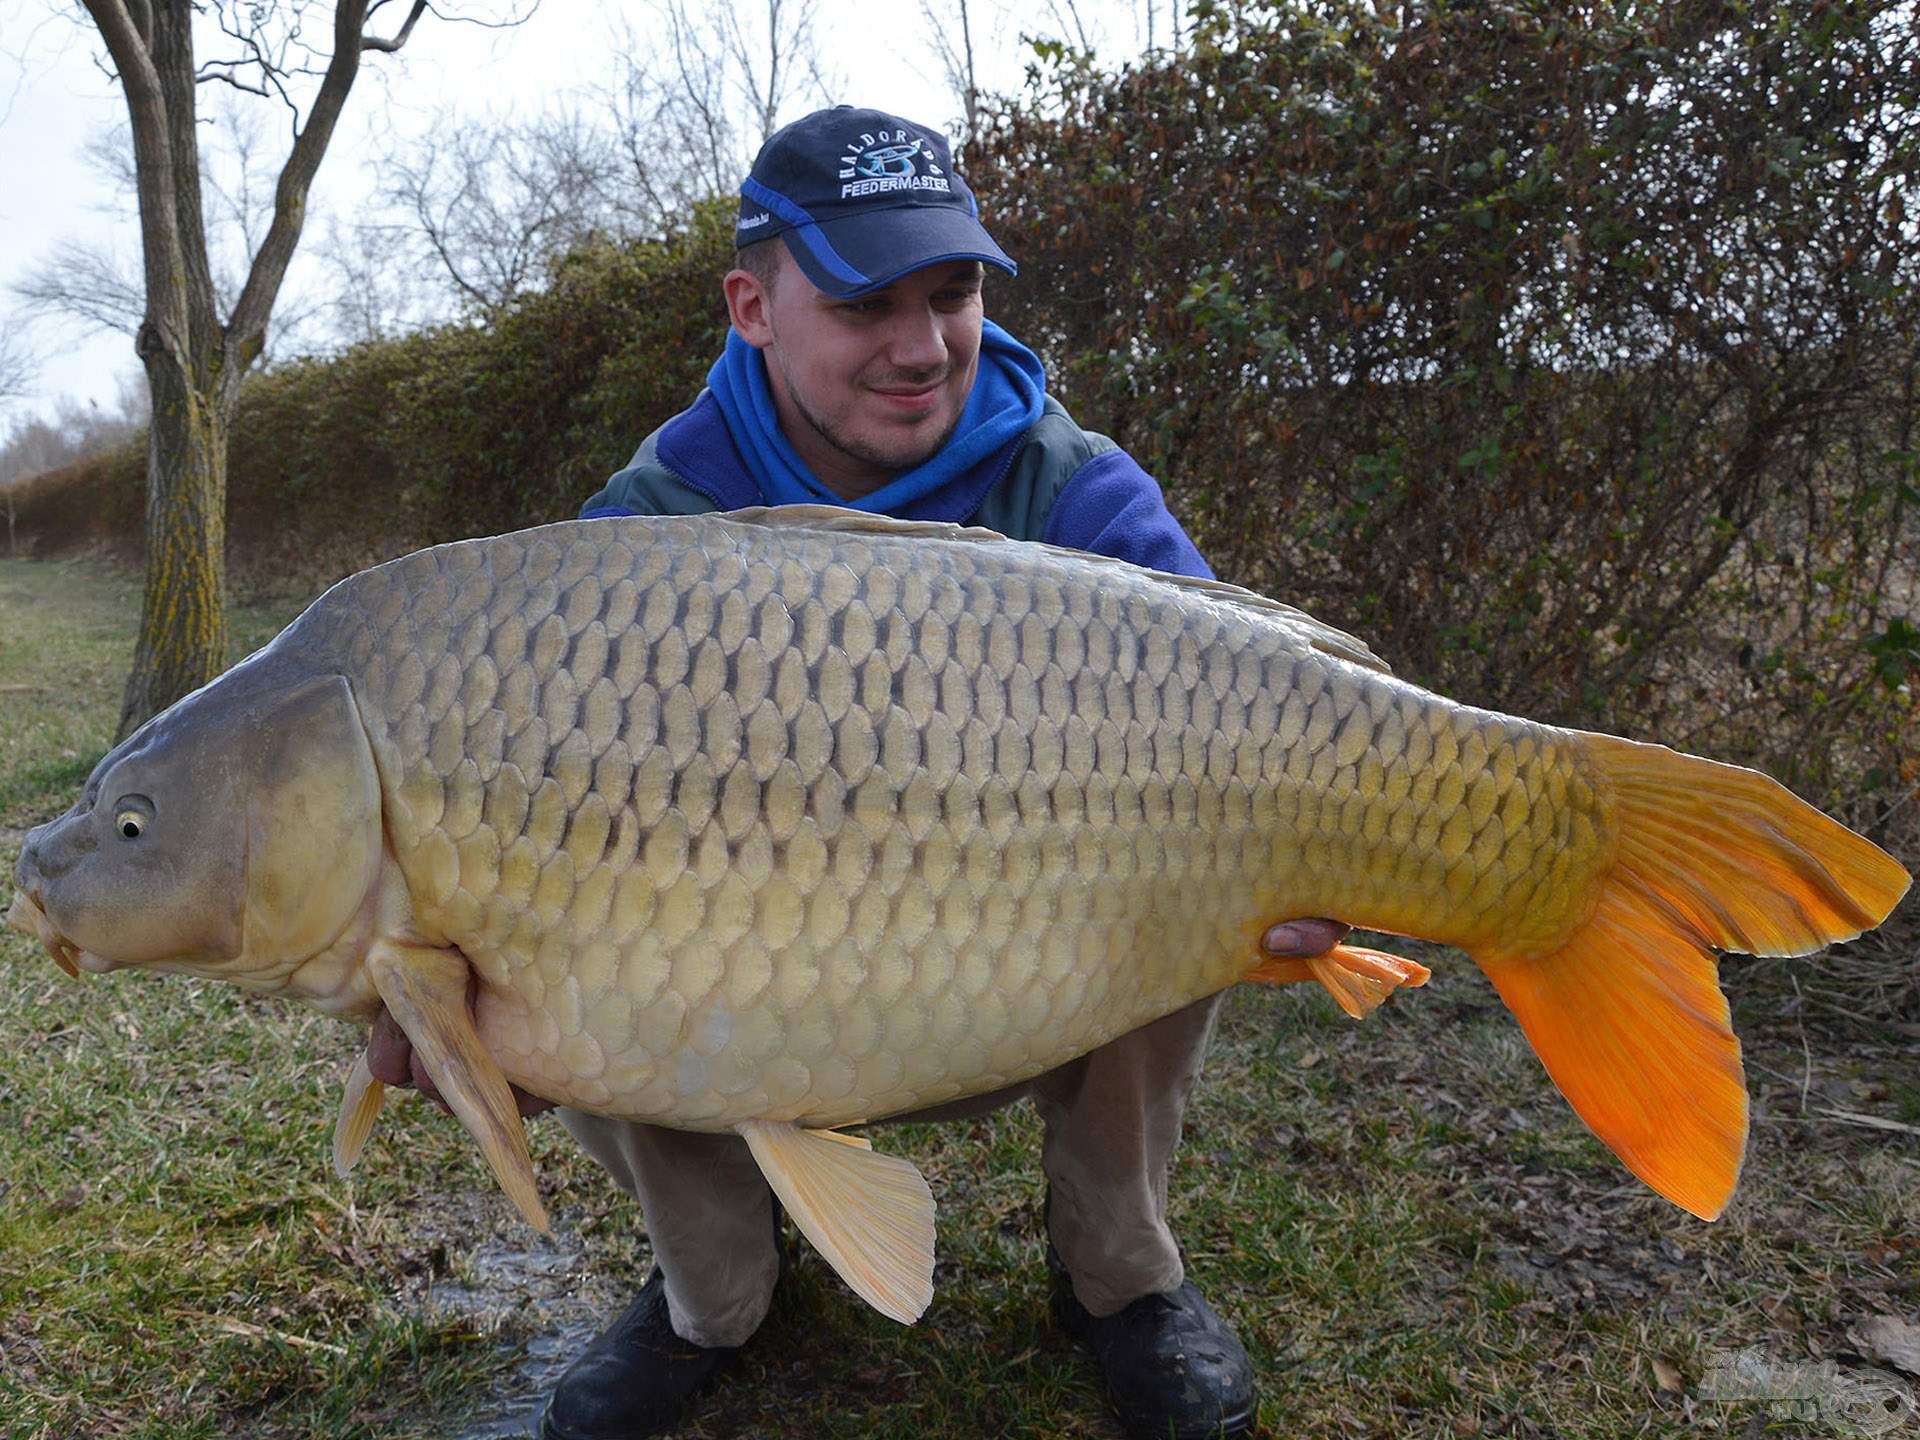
[[1814, 1107, 1920, 1138], [208, 1316, 348, 1355], [1792, 972, 1812, 1114], [1796, 992, 1920, 1040]]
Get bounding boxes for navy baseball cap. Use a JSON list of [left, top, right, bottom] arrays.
[[735, 106, 1016, 298]]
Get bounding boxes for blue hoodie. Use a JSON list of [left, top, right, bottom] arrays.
[[579, 323, 1212, 581]]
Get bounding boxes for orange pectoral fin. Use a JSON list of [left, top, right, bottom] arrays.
[[1245, 943, 1431, 1018]]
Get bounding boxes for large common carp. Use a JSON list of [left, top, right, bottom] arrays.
[[7, 508, 1909, 1323]]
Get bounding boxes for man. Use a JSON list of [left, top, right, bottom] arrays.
[[369, 105, 1346, 1440]]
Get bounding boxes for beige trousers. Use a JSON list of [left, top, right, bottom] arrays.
[[559, 992, 1224, 1347]]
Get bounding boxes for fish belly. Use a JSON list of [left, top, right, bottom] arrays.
[[310, 515, 1611, 1130]]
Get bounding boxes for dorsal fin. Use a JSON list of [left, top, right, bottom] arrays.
[[712, 505, 1391, 675], [720, 503, 1007, 544]]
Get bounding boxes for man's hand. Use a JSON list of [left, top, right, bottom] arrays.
[[1260, 918, 1350, 957], [365, 984, 555, 1120]]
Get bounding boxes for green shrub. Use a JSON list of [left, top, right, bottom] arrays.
[[970, 0, 1919, 823]]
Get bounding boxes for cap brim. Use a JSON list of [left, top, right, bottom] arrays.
[[781, 205, 1016, 298]]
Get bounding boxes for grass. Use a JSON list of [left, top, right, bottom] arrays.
[[2, 553, 1916, 1439]]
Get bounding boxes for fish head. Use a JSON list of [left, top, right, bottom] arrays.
[[8, 669, 384, 990]]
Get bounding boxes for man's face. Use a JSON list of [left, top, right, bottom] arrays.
[[725, 248, 986, 498]]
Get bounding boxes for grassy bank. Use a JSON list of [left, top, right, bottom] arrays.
[[1, 554, 1915, 1439]]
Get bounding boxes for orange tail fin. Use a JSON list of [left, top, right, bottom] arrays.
[[1246, 943, 1431, 1018], [1476, 734, 1910, 1221]]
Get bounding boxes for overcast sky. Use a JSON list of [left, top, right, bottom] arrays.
[[0, 0, 1156, 429]]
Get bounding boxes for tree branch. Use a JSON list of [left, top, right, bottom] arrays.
[[362, 0, 428, 52], [195, 66, 272, 99], [226, 0, 379, 358], [0, 317, 37, 400], [79, 0, 191, 370], [11, 240, 148, 336]]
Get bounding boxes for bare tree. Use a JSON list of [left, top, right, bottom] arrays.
[[14, 101, 294, 343], [13, 125, 150, 337], [382, 106, 623, 316], [653, 0, 829, 155], [714, 0, 827, 144], [0, 317, 35, 400], [200, 88, 331, 346], [1042, 0, 1096, 55], [73, 0, 531, 738], [609, 7, 741, 210], [312, 211, 434, 343], [917, 0, 1001, 150], [353, 2, 830, 327], [1136, 0, 1185, 55]]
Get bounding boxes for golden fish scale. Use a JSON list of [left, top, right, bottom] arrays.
[[307, 517, 1610, 1129]]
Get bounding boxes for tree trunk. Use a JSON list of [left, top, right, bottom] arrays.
[[87, 0, 420, 741], [117, 357, 232, 739]]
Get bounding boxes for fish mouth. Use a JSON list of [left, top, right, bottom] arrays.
[[5, 889, 85, 979]]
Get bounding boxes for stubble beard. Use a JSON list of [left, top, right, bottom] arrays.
[[777, 354, 964, 481]]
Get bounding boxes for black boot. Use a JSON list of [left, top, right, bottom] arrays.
[[538, 1265, 741, 1439], [1048, 1243, 1257, 1440]]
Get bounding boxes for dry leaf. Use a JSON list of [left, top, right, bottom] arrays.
[[1297, 1049, 1324, 1069], [1854, 1315, 1920, 1377], [1652, 1357, 1684, 1394]]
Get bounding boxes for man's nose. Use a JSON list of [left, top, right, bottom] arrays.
[[884, 304, 948, 372]]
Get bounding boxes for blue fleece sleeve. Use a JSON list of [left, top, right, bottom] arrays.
[[1039, 448, 1213, 580]]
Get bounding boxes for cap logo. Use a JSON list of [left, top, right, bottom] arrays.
[[837, 128, 951, 200]]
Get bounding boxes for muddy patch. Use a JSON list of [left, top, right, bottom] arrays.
[[394, 1193, 639, 1440]]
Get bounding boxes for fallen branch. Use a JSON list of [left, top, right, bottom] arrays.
[[210, 1316, 348, 1355], [1815, 1107, 1920, 1138]]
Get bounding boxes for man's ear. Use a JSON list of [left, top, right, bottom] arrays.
[[724, 269, 775, 348]]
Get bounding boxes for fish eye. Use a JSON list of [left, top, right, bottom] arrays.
[[112, 796, 154, 840]]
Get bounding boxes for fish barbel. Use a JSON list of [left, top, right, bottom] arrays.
[[7, 507, 1909, 1323]]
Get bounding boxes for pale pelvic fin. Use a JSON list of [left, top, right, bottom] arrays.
[[710, 505, 1391, 674], [332, 1051, 387, 1177], [368, 940, 550, 1234], [737, 1119, 934, 1326]]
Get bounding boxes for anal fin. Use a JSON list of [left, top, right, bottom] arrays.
[[737, 1120, 934, 1325], [368, 940, 549, 1233], [1245, 942, 1431, 1018]]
